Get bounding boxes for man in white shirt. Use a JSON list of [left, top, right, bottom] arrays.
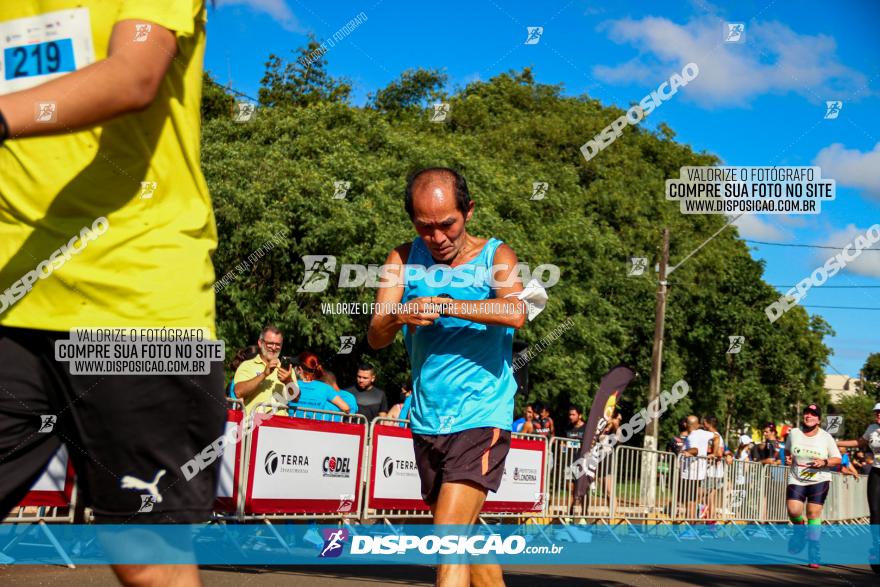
[[681, 415, 714, 520]]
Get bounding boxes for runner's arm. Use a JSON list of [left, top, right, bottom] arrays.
[[368, 244, 439, 349], [837, 438, 868, 449], [0, 20, 177, 139], [431, 244, 527, 328]]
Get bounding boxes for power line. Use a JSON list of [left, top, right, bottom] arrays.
[[745, 239, 880, 251], [206, 76, 260, 103], [803, 305, 880, 310], [772, 285, 880, 289]]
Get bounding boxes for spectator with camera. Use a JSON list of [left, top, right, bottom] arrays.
[[233, 325, 293, 414]]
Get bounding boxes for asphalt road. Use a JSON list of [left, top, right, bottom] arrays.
[[2, 564, 879, 586]]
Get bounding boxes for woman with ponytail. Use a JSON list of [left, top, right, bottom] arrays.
[[289, 352, 350, 420]]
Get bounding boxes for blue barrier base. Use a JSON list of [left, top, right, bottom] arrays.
[[1, 523, 879, 566]]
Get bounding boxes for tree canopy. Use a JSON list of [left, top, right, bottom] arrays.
[[201, 50, 836, 443]]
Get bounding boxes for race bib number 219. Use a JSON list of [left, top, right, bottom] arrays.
[[0, 8, 95, 95]]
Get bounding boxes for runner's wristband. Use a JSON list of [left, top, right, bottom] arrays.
[[0, 108, 8, 146]]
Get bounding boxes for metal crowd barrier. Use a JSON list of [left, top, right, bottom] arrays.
[[233, 401, 369, 523], [363, 417, 433, 522], [825, 473, 870, 523], [364, 418, 550, 523], [544, 438, 872, 526], [4, 425, 874, 533]]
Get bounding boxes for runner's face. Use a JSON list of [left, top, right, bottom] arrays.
[[802, 411, 819, 426], [410, 181, 472, 262]]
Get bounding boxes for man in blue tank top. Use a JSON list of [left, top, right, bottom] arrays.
[[368, 167, 527, 586]]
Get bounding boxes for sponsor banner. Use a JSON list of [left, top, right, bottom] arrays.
[[368, 426, 545, 513], [18, 445, 75, 507], [574, 366, 634, 497], [214, 409, 243, 512], [484, 437, 546, 512], [2, 524, 880, 565], [368, 425, 426, 511], [245, 415, 364, 514]]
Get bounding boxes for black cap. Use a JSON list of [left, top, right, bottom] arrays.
[[803, 404, 820, 416]]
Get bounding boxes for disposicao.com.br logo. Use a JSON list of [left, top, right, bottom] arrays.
[[349, 534, 563, 556], [297, 255, 560, 292]]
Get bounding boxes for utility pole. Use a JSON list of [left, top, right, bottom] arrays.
[[645, 228, 670, 450]]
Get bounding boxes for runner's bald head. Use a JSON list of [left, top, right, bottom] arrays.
[[404, 167, 472, 220]]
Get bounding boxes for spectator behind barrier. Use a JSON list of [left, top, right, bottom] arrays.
[[701, 416, 724, 524], [516, 403, 536, 433], [386, 377, 413, 427], [345, 361, 388, 422], [565, 406, 586, 441], [289, 352, 350, 420], [681, 415, 713, 522], [228, 345, 258, 399], [862, 454, 875, 475], [736, 434, 754, 461], [666, 417, 689, 455], [320, 370, 359, 423], [838, 452, 860, 477], [532, 403, 555, 439], [750, 422, 782, 464], [233, 325, 293, 414]]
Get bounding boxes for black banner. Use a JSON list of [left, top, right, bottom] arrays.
[[573, 365, 635, 498]]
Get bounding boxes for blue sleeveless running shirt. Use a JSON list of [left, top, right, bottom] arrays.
[[403, 237, 516, 435]]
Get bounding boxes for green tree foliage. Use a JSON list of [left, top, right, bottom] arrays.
[[258, 36, 351, 108], [369, 68, 447, 113], [837, 393, 877, 438], [202, 50, 833, 442], [201, 71, 234, 120], [862, 352, 880, 398]]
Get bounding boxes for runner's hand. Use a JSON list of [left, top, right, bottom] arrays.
[[396, 297, 440, 328]]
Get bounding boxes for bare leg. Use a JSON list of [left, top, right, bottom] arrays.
[[431, 481, 504, 587], [111, 564, 201, 587]]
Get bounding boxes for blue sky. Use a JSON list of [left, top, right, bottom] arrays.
[[206, 0, 880, 379]]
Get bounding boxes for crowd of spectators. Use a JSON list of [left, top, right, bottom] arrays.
[[231, 333, 879, 482], [227, 324, 413, 425]]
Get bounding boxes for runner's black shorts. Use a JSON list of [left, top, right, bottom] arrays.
[[413, 427, 511, 505], [0, 326, 226, 522], [786, 481, 831, 505]]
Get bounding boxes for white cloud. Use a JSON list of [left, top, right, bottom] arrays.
[[813, 143, 880, 200], [593, 15, 868, 108], [815, 224, 880, 278], [216, 0, 303, 32], [731, 214, 788, 240]]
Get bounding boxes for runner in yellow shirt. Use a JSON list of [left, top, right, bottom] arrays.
[[0, 2, 224, 585]]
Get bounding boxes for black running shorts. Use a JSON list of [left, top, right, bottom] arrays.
[[786, 481, 831, 505], [0, 326, 226, 522], [412, 427, 511, 505]]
